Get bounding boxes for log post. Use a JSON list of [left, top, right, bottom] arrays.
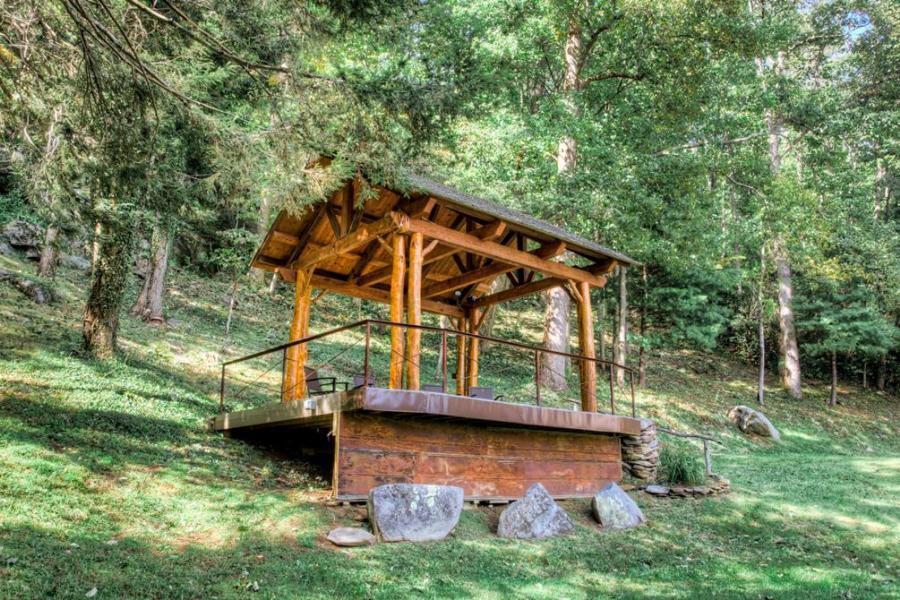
[[455, 316, 467, 395], [576, 280, 597, 412], [466, 307, 480, 393], [389, 233, 407, 389], [406, 232, 424, 390], [283, 268, 312, 402]]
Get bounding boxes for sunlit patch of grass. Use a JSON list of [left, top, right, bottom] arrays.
[[1, 254, 898, 598]]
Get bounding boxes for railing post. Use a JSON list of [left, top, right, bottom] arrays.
[[441, 329, 448, 393], [534, 350, 541, 406], [609, 363, 616, 415], [219, 364, 226, 413], [629, 370, 636, 418], [364, 321, 371, 388]]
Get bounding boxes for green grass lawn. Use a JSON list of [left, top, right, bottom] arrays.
[[1, 255, 898, 599]]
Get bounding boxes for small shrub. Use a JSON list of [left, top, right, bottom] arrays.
[[660, 441, 706, 485]]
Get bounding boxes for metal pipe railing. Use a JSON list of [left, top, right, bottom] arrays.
[[219, 319, 639, 415]]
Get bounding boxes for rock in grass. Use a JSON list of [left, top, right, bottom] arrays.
[[728, 405, 780, 441], [327, 527, 376, 547], [368, 484, 463, 542], [591, 483, 646, 529], [645, 484, 670, 496], [497, 483, 574, 539]]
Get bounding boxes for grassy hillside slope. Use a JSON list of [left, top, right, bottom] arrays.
[[1, 254, 897, 599]]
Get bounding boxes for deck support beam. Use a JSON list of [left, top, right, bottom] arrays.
[[406, 232, 423, 390], [389, 233, 407, 389], [283, 268, 312, 401], [576, 280, 597, 412]]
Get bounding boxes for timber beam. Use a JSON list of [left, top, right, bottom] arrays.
[[422, 241, 567, 299], [355, 219, 506, 287], [276, 269, 463, 318], [292, 212, 408, 272], [465, 259, 617, 309], [406, 219, 608, 287]]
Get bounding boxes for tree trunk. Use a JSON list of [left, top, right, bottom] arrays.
[[256, 194, 272, 283], [540, 10, 583, 391], [37, 224, 59, 278], [774, 245, 802, 398], [874, 158, 887, 221], [225, 278, 238, 335], [91, 221, 102, 268], [615, 267, 628, 385], [877, 354, 886, 391], [146, 223, 173, 324], [862, 362, 867, 388], [638, 264, 647, 387], [83, 218, 132, 359], [758, 244, 766, 405], [829, 350, 838, 406], [541, 287, 570, 391]]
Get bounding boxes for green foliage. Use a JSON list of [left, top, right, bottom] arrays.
[[659, 441, 707, 486], [797, 278, 898, 361]]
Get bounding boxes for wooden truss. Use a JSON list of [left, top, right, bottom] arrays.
[[252, 177, 624, 411]]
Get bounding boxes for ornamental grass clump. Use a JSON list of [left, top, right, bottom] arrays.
[[659, 441, 706, 486]]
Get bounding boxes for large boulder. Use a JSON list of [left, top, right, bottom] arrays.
[[368, 484, 463, 542], [497, 483, 575, 540], [2, 220, 41, 249], [728, 405, 780, 440], [591, 483, 646, 529]]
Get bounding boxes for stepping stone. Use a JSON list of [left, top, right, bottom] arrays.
[[326, 527, 376, 547]]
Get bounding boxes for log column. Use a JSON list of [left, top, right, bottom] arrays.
[[406, 232, 424, 390], [283, 268, 312, 402], [455, 316, 467, 395], [389, 233, 407, 389], [576, 280, 597, 412], [466, 307, 480, 393]]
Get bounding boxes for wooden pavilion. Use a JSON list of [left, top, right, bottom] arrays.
[[213, 167, 643, 501]]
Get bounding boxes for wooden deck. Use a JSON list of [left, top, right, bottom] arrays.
[[213, 388, 642, 501]]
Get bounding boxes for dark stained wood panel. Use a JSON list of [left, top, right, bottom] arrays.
[[336, 412, 623, 500]]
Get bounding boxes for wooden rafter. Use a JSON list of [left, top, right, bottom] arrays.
[[276, 269, 464, 318], [325, 206, 342, 238], [421, 240, 567, 299], [356, 219, 506, 287], [465, 259, 617, 309], [406, 219, 605, 286], [293, 212, 408, 272]]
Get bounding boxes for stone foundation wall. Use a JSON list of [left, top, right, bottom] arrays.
[[621, 418, 659, 481]]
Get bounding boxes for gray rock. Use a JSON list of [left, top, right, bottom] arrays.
[[497, 483, 574, 539], [591, 483, 646, 529], [326, 527, 376, 547], [645, 485, 670, 496], [368, 484, 463, 542], [59, 254, 92, 270], [0, 241, 14, 257], [728, 405, 780, 440], [2, 220, 41, 248]]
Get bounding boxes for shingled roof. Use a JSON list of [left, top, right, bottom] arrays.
[[405, 174, 637, 266]]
